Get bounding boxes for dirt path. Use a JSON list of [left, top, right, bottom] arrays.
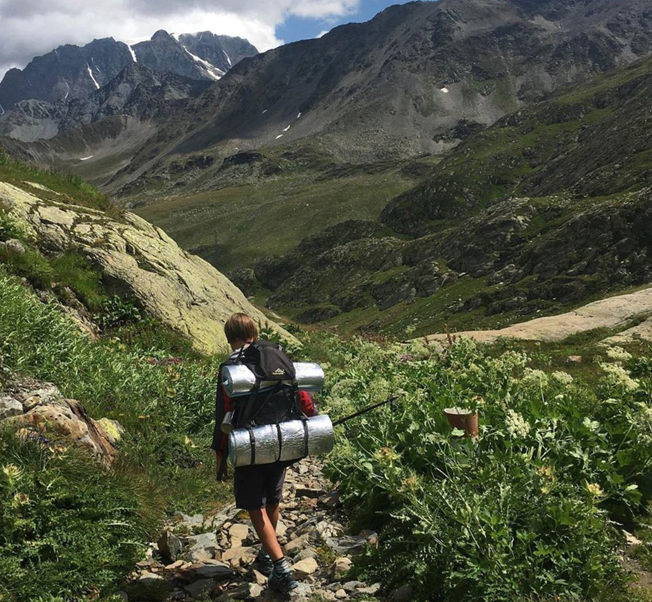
[[126, 458, 383, 601], [424, 286, 652, 346]]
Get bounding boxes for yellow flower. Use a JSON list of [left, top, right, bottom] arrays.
[[2, 465, 22, 480], [536, 465, 556, 481], [586, 482, 604, 497]]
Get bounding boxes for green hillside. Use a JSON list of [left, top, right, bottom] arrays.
[[245, 56, 652, 337]]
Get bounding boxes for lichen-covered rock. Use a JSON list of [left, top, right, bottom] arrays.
[[8, 398, 116, 463], [0, 182, 295, 354]]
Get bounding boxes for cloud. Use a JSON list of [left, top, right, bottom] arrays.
[[0, 0, 361, 78]]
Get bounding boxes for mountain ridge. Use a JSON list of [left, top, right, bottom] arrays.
[[0, 30, 258, 113]]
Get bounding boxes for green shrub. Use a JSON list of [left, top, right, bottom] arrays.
[[95, 295, 143, 330], [51, 252, 107, 311], [0, 211, 29, 242], [311, 333, 652, 600], [0, 428, 163, 602]]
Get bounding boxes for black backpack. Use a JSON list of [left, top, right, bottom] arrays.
[[225, 341, 304, 428]]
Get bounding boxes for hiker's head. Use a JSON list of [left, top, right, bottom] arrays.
[[224, 313, 258, 350]]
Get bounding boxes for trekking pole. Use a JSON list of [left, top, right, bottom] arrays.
[[332, 395, 397, 427]]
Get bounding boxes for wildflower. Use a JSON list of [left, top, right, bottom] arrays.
[[582, 417, 600, 432], [586, 482, 605, 497], [374, 447, 401, 464], [506, 410, 530, 438], [605, 346, 632, 363], [2, 464, 23, 480], [522, 369, 549, 388], [600, 363, 639, 391], [2, 465, 22, 485], [13, 492, 29, 506], [536, 465, 556, 481], [551, 371, 574, 386]]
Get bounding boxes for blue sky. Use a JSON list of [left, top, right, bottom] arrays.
[[278, 0, 416, 43]]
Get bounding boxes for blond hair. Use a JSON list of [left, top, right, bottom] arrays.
[[224, 313, 258, 345]]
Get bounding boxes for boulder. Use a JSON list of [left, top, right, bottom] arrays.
[[8, 398, 116, 463], [0, 182, 296, 354]]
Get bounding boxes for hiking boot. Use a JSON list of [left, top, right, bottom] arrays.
[[253, 549, 274, 577], [268, 557, 298, 593]]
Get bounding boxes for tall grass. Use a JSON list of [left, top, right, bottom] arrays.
[[0, 269, 232, 599]]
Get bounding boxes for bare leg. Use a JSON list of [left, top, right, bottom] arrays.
[[249, 508, 283, 561], [266, 503, 280, 530]]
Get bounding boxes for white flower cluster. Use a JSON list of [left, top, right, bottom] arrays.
[[582, 417, 600, 432], [506, 409, 531, 438], [522, 368, 549, 388], [551, 371, 574, 386], [600, 362, 639, 392], [605, 346, 633, 363]]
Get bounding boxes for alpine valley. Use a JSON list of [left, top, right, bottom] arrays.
[[6, 2, 652, 601], [2, 0, 652, 339]]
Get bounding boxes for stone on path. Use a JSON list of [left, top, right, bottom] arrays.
[[229, 523, 249, 541], [222, 545, 256, 567], [293, 557, 319, 580], [184, 578, 214, 598], [333, 557, 352, 579], [158, 531, 183, 563], [187, 532, 219, 562]]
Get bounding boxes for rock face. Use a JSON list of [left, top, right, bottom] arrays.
[[0, 181, 294, 354], [0, 31, 258, 112], [110, 0, 652, 179], [0, 64, 212, 143], [423, 283, 652, 346]]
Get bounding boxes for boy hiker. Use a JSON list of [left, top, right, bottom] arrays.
[[212, 313, 316, 593]]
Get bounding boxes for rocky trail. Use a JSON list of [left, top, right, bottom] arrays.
[[424, 285, 652, 347], [125, 458, 388, 602]]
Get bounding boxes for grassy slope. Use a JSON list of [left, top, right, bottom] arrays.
[[135, 155, 434, 271]]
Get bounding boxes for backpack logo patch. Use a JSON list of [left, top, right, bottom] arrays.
[[273, 368, 286, 376]]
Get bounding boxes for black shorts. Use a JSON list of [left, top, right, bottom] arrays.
[[234, 462, 287, 510]]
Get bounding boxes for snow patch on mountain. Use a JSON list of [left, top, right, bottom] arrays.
[[128, 45, 138, 63], [181, 46, 224, 81], [86, 64, 100, 90]]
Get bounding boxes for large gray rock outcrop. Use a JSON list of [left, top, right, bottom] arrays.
[[0, 181, 295, 354]]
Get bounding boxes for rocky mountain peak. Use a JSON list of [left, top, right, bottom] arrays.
[[151, 29, 174, 41], [0, 30, 259, 113]]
